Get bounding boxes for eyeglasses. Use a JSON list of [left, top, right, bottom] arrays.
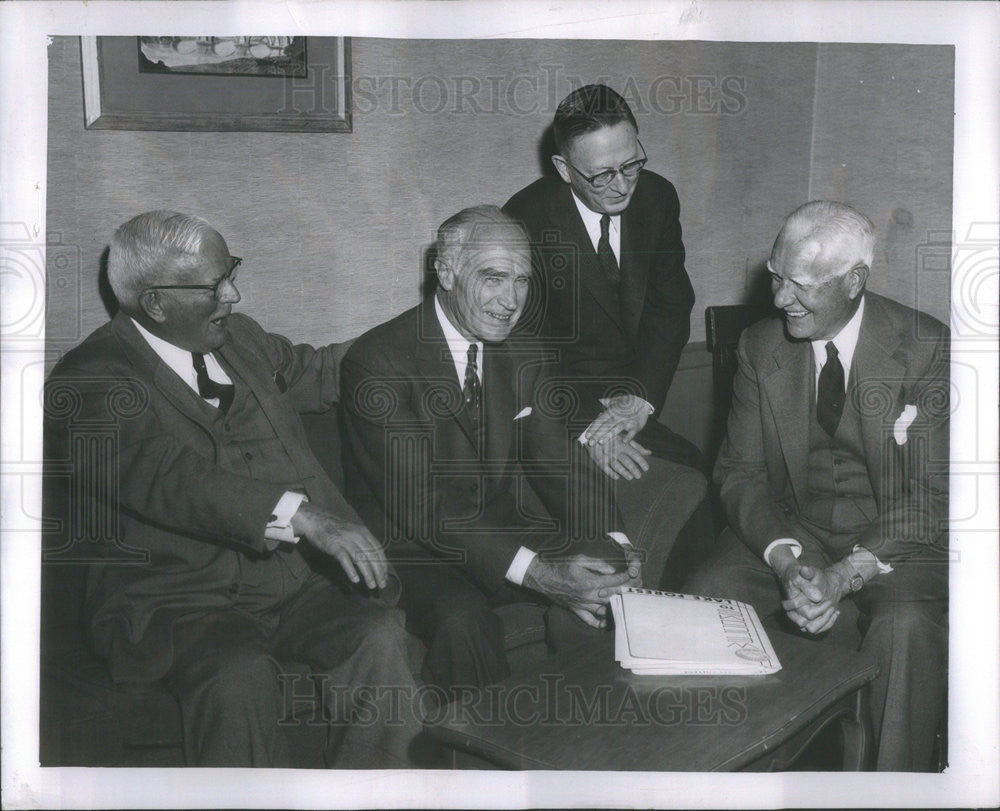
[[563, 140, 648, 189], [145, 256, 242, 299]]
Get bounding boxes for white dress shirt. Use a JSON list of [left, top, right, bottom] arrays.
[[571, 190, 621, 262]]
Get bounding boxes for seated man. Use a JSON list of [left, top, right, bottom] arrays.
[[503, 84, 709, 588], [44, 211, 422, 767], [340, 205, 649, 694], [685, 201, 949, 771]]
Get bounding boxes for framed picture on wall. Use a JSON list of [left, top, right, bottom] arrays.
[[81, 35, 351, 131]]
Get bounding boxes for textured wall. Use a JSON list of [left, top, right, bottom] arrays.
[[46, 37, 952, 373]]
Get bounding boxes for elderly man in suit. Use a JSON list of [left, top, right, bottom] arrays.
[[340, 205, 653, 695], [44, 211, 422, 767], [685, 201, 949, 771], [503, 84, 709, 589]]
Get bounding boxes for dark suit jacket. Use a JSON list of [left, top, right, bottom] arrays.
[[45, 312, 356, 682], [714, 292, 949, 597], [503, 170, 694, 421], [339, 297, 624, 593]]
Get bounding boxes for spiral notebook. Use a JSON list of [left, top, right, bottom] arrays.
[[609, 587, 782, 675]]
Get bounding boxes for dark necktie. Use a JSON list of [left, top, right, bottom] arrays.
[[463, 343, 482, 416], [192, 352, 234, 414], [597, 214, 621, 284], [816, 341, 845, 437]]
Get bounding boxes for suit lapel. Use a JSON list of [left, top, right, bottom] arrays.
[[618, 198, 650, 344], [414, 298, 479, 449], [850, 295, 905, 503], [761, 336, 812, 506], [547, 184, 627, 337], [483, 343, 517, 469], [112, 314, 220, 428]]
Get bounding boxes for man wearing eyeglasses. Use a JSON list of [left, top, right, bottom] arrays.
[[44, 210, 422, 767], [504, 84, 709, 590]]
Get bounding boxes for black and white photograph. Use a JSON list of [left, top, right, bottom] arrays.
[[1, 1, 997, 809]]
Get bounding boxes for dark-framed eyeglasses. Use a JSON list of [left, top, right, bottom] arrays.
[[145, 256, 242, 299], [563, 140, 648, 189]]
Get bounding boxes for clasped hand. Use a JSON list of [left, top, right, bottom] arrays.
[[523, 548, 642, 628], [291, 502, 388, 590], [778, 562, 848, 635]]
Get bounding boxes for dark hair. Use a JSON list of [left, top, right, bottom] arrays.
[[553, 84, 638, 154]]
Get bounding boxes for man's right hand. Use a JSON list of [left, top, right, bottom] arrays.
[[585, 434, 652, 481], [290, 502, 388, 590], [522, 554, 634, 628]]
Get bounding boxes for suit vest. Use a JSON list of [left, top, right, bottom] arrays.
[[799, 371, 878, 554]]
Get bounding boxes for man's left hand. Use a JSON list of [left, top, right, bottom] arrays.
[[584, 395, 652, 446]]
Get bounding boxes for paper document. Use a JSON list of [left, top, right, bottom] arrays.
[[610, 587, 781, 675]]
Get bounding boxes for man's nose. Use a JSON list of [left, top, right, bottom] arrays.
[[218, 279, 241, 305], [497, 280, 517, 308], [609, 170, 631, 195], [772, 279, 794, 308]]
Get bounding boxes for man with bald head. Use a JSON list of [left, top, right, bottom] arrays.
[[685, 201, 949, 770], [45, 211, 422, 767]]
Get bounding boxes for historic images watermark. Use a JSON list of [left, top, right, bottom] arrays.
[[278, 672, 749, 729], [280, 64, 748, 118]]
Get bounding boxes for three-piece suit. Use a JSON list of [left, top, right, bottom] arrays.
[[45, 311, 421, 767], [686, 291, 949, 770]]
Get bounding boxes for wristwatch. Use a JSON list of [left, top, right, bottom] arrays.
[[843, 560, 865, 592]]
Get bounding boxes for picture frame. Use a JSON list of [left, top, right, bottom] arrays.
[[81, 35, 351, 132]]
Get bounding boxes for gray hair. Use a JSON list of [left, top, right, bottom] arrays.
[[776, 200, 876, 274], [434, 205, 528, 271], [107, 210, 220, 313]]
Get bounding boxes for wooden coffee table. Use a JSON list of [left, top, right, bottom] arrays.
[[426, 628, 878, 771]]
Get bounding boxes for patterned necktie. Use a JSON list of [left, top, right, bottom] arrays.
[[816, 341, 845, 437], [597, 214, 621, 284], [463, 343, 482, 416], [192, 352, 235, 414]]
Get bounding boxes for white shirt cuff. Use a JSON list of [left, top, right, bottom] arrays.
[[265, 491, 306, 544], [606, 531, 632, 548], [763, 538, 802, 567], [852, 544, 894, 574], [505, 546, 538, 586]]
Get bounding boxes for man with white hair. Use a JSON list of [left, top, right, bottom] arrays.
[[685, 200, 950, 770], [45, 210, 422, 767]]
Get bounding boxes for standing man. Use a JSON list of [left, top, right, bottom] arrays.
[[45, 211, 422, 767], [340, 206, 651, 695], [686, 201, 949, 770], [504, 83, 708, 586]]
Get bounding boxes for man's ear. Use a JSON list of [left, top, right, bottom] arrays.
[[138, 289, 168, 323], [551, 154, 572, 185], [847, 264, 869, 299], [434, 258, 454, 292]]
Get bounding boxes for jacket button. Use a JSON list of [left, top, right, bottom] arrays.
[[228, 583, 239, 594], [244, 452, 253, 461]]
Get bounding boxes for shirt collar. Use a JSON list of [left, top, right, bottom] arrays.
[[811, 294, 866, 378], [570, 190, 620, 249], [130, 317, 230, 390], [131, 317, 201, 387], [433, 293, 482, 383]]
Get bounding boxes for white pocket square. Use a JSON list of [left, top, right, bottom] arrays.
[[514, 406, 532, 420], [893, 404, 918, 445]]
